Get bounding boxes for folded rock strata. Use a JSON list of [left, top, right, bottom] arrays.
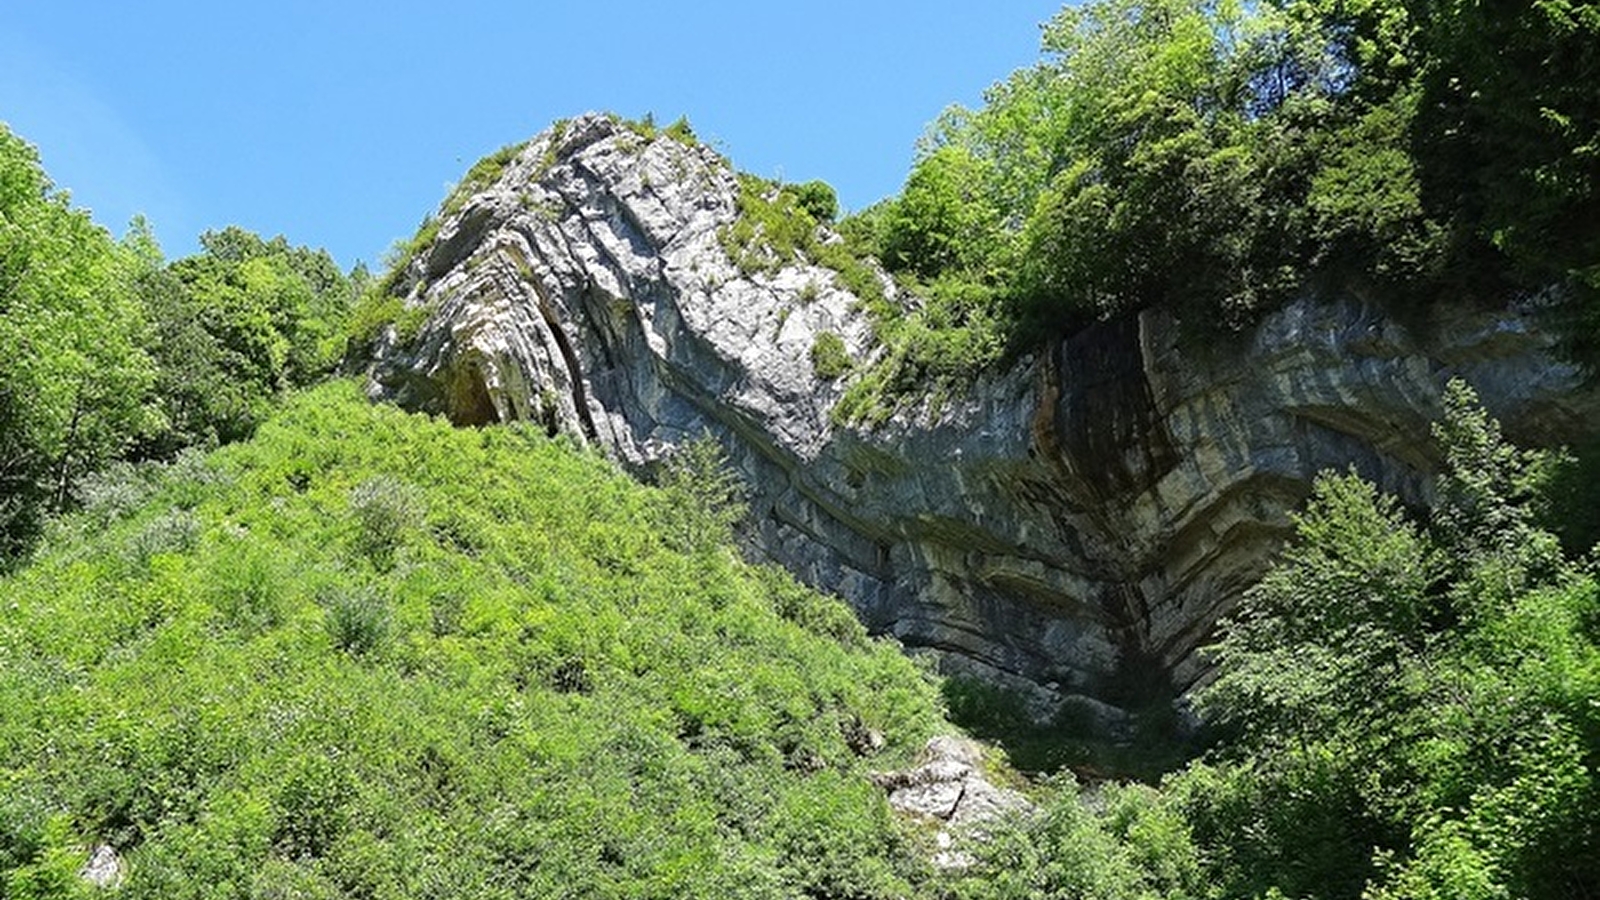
[[365, 113, 1600, 723]]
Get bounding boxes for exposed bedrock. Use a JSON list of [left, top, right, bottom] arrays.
[[365, 114, 1600, 723]]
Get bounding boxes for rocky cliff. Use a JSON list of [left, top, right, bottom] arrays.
[[364, 113, 1600, 726]]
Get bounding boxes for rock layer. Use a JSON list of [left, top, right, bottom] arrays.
[[366, 114, 1600, 721]]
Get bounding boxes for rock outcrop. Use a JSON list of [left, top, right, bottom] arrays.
[[872, 736, 1032, 869], [873, 736, 1031, 825], [365, 113, 1600, 723]]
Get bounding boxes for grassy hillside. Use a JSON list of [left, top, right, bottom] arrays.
[[0, 382, 947, 899]]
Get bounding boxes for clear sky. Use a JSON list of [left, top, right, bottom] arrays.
[[0, 2, 1067, 270]]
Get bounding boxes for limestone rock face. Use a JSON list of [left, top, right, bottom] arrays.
[[80, 844, 125, 889], [871, 736, 1033, 869], [365, 113, 1600, 719]]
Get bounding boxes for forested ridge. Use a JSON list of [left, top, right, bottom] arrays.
[[3, 0, 1599, 897], [829, 0, 1599, 410]]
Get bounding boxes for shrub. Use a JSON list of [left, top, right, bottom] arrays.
[[320, 583, 391, 657], [810, 332, 853, 379], [349, 476, 424, 569], [792, 180, 838, 223], [655, 435, 748, 552], [443, 142, 525, 219], [208, 548, 283, 636], [126, 509, 202, 563], [72, 461, 165, 526], [663, 115, 698, 147]]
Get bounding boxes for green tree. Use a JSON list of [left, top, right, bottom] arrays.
[[1407, 0, 1600, 296], [1195, 378, 1600, 898], [0, 125, 158, 560], [866, 0, 1594, 364], [881, 144, 1004, 281], [133, 225, 355, 458], [1203, 470, 1436, 753]]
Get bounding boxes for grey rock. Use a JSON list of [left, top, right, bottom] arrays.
[[889, 778, 967, 821], [872, 736, 1031, 824], [872, 736, 1033, 870], [80, 843, 124, 889], [366, 113, 1600, 721]]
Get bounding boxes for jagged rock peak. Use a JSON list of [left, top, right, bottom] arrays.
[[368, 112, 884, 465], [365, 112, 1600, 727]]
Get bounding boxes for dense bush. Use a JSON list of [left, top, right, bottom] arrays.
[[940, 380, 1600, 899], [0, 382, 947, 898], [133, 225, 359, 458], [853, 0, 1599, 382]]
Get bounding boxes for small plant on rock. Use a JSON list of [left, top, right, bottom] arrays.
[[811, 332, 853, 380]]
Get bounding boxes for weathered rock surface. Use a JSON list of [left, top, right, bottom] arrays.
[[365, 113, 1600, 722], [871, 736, 1033, 869], [80, 844, 125, 889]]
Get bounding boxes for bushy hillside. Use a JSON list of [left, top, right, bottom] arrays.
[[0, 382, 947, 899]]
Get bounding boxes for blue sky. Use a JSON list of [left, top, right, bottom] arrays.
[[1, 2, 1066, 270]]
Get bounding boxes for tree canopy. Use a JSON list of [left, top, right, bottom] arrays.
[[0, 126, 356, 566], [0, 125, 157, 559], [852, 0, 1599, 376]]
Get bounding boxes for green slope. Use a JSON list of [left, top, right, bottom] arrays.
[[0, 381, 946, 899]]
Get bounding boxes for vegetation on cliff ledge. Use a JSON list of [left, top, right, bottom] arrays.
[[844, 0, 1599, 396]]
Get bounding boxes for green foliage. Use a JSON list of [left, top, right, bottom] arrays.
[[0, 383, 944, 897], [4, 817, 92, 900], [1305, 89, 1447, 285], [1203, 471, 1436, 750], [321, 584, 392, 657], [791, 179, 838, 223], [655, 434, 748, 552], [1408, 0, 1600, 303], [615, 113, 702, 151], [662, 115, 699, 147], [348, 475, 425, 569], [444, 142, 525, 219], [0, 125, 160, 560], [810, 331, 852, 379], [1191, 378, 1600, 898], [881, 144, 1004, 281], [721, 174, 826, 276], [948, 774, 1203, 900], [882, 0, 1320, 330], [134, 226, 358, 459], [865, 0, 1599, 367], [718, 175, 886, 312], [612, 112, 700, 149]]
